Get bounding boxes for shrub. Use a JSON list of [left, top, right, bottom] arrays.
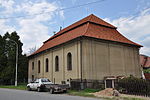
[[143, 69, 150, 73]]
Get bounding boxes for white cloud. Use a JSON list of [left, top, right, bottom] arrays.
[[15, 1, 58, 15], [104, 8, 150, 56], [0, 0, 64, 54], [18, 18, 50, 54], [0, 0, 15, 15], [0, 19, 15, 35], [15, 1, 63, 54]]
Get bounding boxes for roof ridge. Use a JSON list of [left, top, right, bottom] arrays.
[[44, 22, 88, 43], [44, 14, 116, 44]]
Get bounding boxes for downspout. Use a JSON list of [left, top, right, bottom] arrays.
[[42, 54, 44, 78], [52, 50, 53, 82], [80, 37, 83, 82]]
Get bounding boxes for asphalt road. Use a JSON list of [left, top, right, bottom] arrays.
[[0, 88, 101, 100]]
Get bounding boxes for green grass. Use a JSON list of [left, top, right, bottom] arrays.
[[82, 88, 101, 93], [101, 97, 145, 100], [0, 84, 27, 90], [122, 97, 144, 100], [67, 88, 101, 97], [68, 90, 95, 97]]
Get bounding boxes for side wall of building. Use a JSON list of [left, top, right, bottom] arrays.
[[28, 38, 141, 83], [82, 38, 141, 80], [28, 41, 81, 83]]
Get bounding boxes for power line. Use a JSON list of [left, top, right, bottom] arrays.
[[0, 0, 107, 19], [119, 7, 150, 22]]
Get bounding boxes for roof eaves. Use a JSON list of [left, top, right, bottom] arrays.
[[28, 36, 83, 58]]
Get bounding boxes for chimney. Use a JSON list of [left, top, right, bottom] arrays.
[[60, 26, 62, 31]]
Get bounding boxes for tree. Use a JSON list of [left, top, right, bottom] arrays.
[[0, 35, 8, 84], [0, 31, 28, 85], [28, 46, 37, 55]]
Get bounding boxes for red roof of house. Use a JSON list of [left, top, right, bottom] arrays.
[[140, 55, 146, 66], [30, 14, 142, 56], [140, 55, 150, 68]]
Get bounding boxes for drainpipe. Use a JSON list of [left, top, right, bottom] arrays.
[[80, 37, 85, 90], [80, 37, 83, 83]]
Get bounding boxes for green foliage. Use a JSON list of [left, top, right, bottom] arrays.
[[143, 69, 150, 73], [0, 32, 28, 85]]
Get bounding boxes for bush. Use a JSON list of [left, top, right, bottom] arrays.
[[143, 69, 150, 73]]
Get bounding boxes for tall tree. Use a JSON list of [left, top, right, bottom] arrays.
[[0, 32, 28, 85], [0, 35, 7, 84]]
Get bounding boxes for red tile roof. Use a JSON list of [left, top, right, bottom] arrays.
[[145, 58, 150, 68], [30, 14, 142, 56], [140, 55, 150, 68]]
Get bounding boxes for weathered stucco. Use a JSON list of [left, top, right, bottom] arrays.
[[28, 40, 81, 83], [82, 38, 141, 80], [28, 38, 141, 83]]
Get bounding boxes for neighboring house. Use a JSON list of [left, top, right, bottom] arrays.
[[140, 55, 150, 69], [28, 14, 142, 84], [140, 55, 150, 80]]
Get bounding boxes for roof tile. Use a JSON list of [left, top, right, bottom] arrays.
[[30, 14, 142, 56]]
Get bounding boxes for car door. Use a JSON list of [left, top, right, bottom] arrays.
[[34, 79, 39, 89], [29, 81, 35, 89]]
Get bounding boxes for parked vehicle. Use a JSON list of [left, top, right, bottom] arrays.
[[27, 78, 69, 93], [45, 84, 69, 94], [27, 78, 53, 92]]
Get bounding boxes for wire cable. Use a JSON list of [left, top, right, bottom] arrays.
[[0, 0, 107, 19]]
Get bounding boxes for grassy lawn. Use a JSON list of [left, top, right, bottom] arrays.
[[67, 88, 101, 97], [121, 97, 144, 100], [101, 97, 145, 100], [0, 84, 27, 90]]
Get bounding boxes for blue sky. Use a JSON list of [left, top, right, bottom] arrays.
[[0, 0, 150, 56]]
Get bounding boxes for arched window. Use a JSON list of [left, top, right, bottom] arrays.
[[38, 60, 40, 73], [32, 75, 34, 81], [32, 62, 34, 70], [55, 56, 59, 72], [67, 53, 72, 70], [45, 58, 49, 72]]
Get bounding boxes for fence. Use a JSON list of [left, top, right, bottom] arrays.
[[70, 79, 104, 90], [116, 78, 150, 97], [70, 78, 150, 97]]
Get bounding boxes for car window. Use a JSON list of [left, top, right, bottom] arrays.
[[41, 79, 51, 82], [35, 79, 39, 83]]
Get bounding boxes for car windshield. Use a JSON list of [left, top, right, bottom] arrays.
[[41, 79, 50, 82]]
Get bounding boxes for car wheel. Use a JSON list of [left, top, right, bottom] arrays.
[[27, 86, 31, 91], [37, 87, 41, 92], [49, 88, 54, 94], [63, 90, 67, 93]]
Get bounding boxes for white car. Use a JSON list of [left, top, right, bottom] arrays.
[[27, 78, 53, 92]]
